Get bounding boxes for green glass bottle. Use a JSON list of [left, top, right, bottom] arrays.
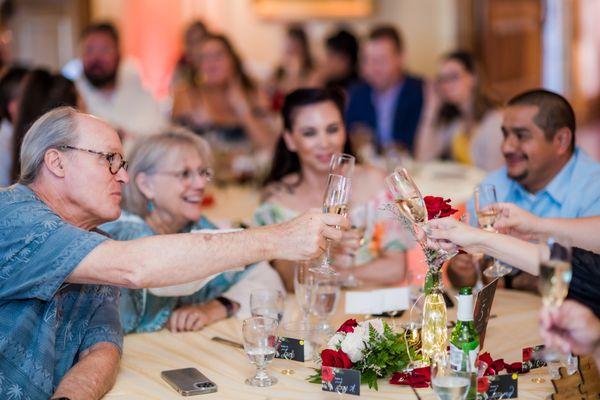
[[450, 287, 479, 400]]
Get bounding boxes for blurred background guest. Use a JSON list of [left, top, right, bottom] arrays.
[[172, 33, 275, 150], [102, 128, 284, 333], [10, 68, 78, 182], [346, 25, 424, 155], [415, 51, 503, 171], [320, 28, 360, 92], [170, 20, 209, 89], [75, 22, 166, 146], [0, 65, 27, 186], [269, 25, 318, 111], [255, 88, 408, 291]]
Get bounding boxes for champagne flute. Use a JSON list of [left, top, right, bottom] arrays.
[[431, 352, 471, 400], [310, 173, 352, 275], [539, 238, 572, 368], [242, 316, 279, 387], [250, 289, 284, 323], [386, 167, 457, 262], [329, 153, 355, 178], [475, 184, 513, 277], [386, 167, 427, 227], [293, 262, 315, 326]]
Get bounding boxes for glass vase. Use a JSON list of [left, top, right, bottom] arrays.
[[421, 270, 448, 361]]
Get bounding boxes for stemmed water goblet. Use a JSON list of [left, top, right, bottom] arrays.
[[250, 289, 284, 323], [242, 316, 279, 387], [311, 274, 341, 335], [430, 351, 471, 400]]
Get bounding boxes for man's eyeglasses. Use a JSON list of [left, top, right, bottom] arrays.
[[59, 145, 128, 175], [155, 167, 214, 184]]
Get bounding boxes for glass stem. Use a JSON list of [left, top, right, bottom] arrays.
[[255, 364, 269, 380], [322, 239, 332, 267]]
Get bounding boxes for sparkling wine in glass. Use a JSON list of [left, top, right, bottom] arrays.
[[475, 184, 512, 278], [310, 173, 352, 275], [250, 289, 284, 323], [386, 168, 427, 225], [431, 352, 471, 400], [293, 262, 315, 326], [242, 316, 279, 387], [539, 238, 572, 308], [311, 275, 341, 334]]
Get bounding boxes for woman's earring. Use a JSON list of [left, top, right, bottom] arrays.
[[147, 199, 155, 213]]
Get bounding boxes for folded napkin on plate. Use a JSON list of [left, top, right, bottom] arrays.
[[148, 228, 243, 297]]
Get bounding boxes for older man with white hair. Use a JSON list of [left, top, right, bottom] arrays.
[[0, 107, 346, 399]]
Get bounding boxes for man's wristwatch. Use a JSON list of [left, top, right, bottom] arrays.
[[215, 296, 237, 318]]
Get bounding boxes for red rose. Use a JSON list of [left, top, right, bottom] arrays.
[[424, 196, 458, 220], [477, 377, 490, 393], [337, 319, 359, 333], [321, 349, 353, 369], [322, 366, 335, 383]]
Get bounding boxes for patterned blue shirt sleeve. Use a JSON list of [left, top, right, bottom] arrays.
[[79, 285, 124, 353], [0, 185, 109, 301]]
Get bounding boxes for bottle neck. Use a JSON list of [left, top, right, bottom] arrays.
[[457, 294, 474, 322]]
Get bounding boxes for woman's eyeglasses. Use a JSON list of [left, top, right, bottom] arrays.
[[59, 145, 128, 175], [155, 167, 214, 184]]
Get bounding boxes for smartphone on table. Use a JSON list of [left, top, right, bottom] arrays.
[[161, 368, 218, 396]]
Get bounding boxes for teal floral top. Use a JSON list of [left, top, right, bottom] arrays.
[[253, 190, 410, 265], [101, 212, 254, 334]]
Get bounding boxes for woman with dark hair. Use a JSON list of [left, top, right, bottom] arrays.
[[171, 20, 209, 88], [269, 25, 318, 110], [415, 51, 503, 171], [10, 69, 79, 181], [255, 87, 409, 291], [172, 33, 275, 150]]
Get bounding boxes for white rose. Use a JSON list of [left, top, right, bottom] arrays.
[[341, 330, 366, 363], [327, 332, 345, 349]]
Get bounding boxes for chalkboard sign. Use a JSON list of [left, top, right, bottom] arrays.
[[322, 366, 360, 396], [522, 344, 547, 370], [479, 373, 518, 399], [474, 278, 498, 348], [275, 337, 305, 362]]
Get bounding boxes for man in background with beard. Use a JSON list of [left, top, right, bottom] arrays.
[[448, 89, 600, 291], [75, 23, 166, 147]]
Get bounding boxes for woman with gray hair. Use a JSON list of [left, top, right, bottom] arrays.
[[102, 127, 284, 333]]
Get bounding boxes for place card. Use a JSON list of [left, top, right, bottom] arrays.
[[479, 373, 518, 399], [275, 337, 305, 362], [474, 278, 498, 348], [345, 287, 409, 315], [321, 366, 360, 396]]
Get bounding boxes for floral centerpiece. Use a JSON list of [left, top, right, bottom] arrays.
[[308, 318, 417, 390]]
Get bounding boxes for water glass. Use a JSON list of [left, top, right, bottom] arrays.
[[293, 262, 315, 324], [242, 316, 279, 387], [311, 275, 341, 334], [431, 352, 471, 400], [250, 289, 284, 323]]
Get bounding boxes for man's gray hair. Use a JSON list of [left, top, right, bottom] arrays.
[[19, 106, 80, 185]]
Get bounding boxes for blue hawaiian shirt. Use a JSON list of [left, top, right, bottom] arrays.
[[101, 212, 254, 334], [0, 184, 122, 399]]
